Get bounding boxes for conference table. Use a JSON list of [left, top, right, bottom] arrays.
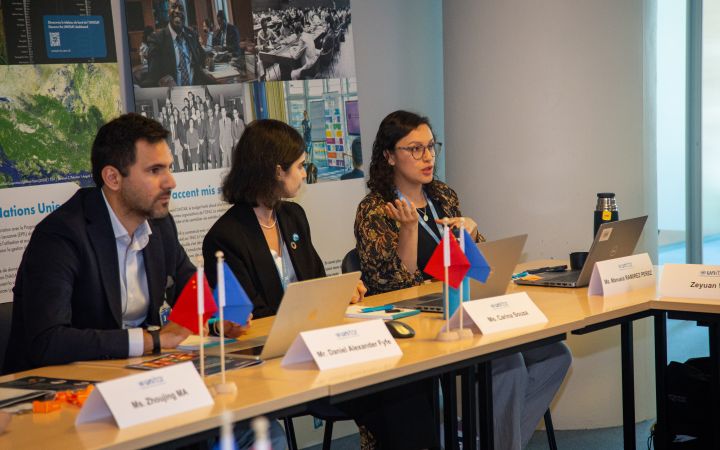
[[0, 262, 717, 450]]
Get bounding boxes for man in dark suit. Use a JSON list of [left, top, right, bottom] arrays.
[[212, 10, 243, 58], [3, 114, 197, 374], [146, 0, 209, 87]]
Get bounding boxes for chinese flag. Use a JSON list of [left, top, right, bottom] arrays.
[[423, 228, 470, 289], [169, 273, 217, 334]]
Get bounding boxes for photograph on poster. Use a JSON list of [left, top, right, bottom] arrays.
[[134, 84, 248, 173], [125, 0, 257, 88], [252, 78, 361, 183], [252, 0, 354, 81]]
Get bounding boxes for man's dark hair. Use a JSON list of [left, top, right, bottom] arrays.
[[222, 119, 304, 207], [91, 113, 169, 187]]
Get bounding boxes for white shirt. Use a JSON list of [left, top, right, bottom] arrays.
[[102, 191, 151, 357], [270, 235, 298, 290]]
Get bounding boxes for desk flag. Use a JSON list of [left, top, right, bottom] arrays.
[[462, 229, 491, 283], [424, 227, 470, 288], [213, 262, 253, 326], [169, 274, 217, 334]]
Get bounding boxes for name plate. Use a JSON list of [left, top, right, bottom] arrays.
[[281, 320, 402, 370], [660, 264, 720, 299], [76, 362, 213, 429], [443, 292, 548, 335], [588, 253, 655, 296]]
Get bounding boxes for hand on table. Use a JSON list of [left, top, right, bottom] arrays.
[[159, 321, 192, 349], [350, 280, 367, 304], [223, 315, 252, 338]]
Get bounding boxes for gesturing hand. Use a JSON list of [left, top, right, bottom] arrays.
[[385, 199, 419, 226], [435, 217, 483, 242]]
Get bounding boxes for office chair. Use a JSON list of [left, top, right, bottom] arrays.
[[341, 248, 360, 273]]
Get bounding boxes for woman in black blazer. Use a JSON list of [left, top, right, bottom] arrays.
[[203, 119, 365, 318], [203, 119, 439, 450]]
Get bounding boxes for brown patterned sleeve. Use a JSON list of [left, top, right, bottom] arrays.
[[354, 192, 425, 295]]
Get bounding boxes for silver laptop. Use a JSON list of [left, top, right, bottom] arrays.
[[227, 271, 361, 360], [514, 215, 648, 288], [394, 234, 528, 313]]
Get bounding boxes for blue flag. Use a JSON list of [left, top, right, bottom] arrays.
[[463, 229, 491, 283], [213, 262, 253, 325]]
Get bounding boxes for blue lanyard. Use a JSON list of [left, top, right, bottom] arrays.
[[396, 190, 444, 244]]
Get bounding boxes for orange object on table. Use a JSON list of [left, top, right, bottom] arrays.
[[32, 400, 61, 413]]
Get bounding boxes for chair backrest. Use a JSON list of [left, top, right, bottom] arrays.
[[341, 248, 360, 274], [0, 302, 13, 368]]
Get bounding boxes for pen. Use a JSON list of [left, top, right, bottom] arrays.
[[361, 304, 394, 313]]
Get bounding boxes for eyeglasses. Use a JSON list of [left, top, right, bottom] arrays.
[[395, 142, 442, 160]]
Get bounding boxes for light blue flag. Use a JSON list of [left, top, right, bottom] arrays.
[[463, 229, 491, 283], [213, 262, 253, 326]]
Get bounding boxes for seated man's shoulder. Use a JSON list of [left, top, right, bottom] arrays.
[[33, 189, 87, 234]]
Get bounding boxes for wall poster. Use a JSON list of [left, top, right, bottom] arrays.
[[0, 0, 122, 302], [127, 0, 362, 271]]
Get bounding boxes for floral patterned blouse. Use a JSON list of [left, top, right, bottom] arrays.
[[354, 181, 464, 295]]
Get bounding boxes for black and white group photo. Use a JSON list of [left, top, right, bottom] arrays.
[[135, 85, 247, 173], [252, 0, 354, 81]]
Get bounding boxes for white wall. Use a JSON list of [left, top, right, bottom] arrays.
[[443, 0, 658, 429]]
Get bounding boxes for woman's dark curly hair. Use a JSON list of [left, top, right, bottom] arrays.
[[367, 110, 442, 202], [222, 119, 305, 208]]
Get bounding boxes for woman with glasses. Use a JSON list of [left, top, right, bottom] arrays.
[[355, 110, 571, 450], [355, 110, 480, 294]]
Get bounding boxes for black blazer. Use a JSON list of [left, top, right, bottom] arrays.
[[146, 26, 209, 87], [203, 202, 325, 319], [3, 188, 195, 374]]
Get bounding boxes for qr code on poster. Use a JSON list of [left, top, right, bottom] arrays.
[[49, 32, 61, 47]]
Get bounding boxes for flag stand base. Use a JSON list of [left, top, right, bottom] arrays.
[[457, 328, 474, 339], [436, 330, 460, 341], [212, 381, 238, 396]]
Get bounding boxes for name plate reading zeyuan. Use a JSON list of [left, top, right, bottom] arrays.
[[588, 253, 655, 296], [443, 292, 548, 335], [76, 362, 213, 429], [660, 264, 720, 300], [281, 320, 402, 371]]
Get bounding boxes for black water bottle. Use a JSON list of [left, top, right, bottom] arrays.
[[594, 193, 619, 238]]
